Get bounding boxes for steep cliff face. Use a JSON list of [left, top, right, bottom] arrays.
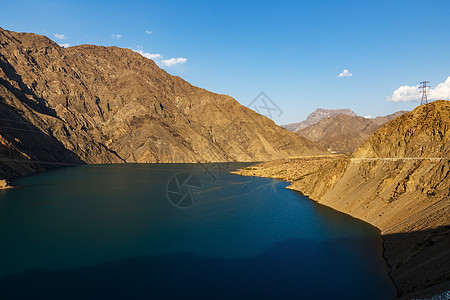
[[0, 84, 88, 179], [0, 27, 324, 178], [295, 111, 407, 153], [236, 101, 450, 298]]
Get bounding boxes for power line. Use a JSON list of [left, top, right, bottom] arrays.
[[420, 81, 430, 105]]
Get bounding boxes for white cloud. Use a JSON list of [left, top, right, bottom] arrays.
[[387, 76, 450, 102], [59, 43, 70, 48], [364, 115, 372, 119], [132, 49, 162, 60], [338, 69, 352, 77], [131, 47, 187, 67], [387, 85, 420, 102], [145, 30, 152, 35], [429, 77, 450, 100], [111, 34, 122, 39], [54, 33, 66, 40], [159, 57, 187, 67]]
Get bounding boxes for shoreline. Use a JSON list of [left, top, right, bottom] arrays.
[[3, 161, 449, 298], [289, 187, 399, 297], [237, 170, 400, 296], [3, 162, 398, 296], [233, 156, 450, 299], [381, 233, 401, 298]]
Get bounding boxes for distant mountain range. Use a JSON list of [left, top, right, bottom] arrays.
[[0, 27, 324, 179], [282, 108, 357, 132], [282, 108, 408, 154], [295, 111, 407, 153]]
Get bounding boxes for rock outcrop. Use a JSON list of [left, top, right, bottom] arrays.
[[0, 27, 325, 179], [0, 178, 9, 189], [354, 102, 449, 158], [236, 101, 450, 299]]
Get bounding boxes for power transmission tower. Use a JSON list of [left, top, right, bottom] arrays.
[[420, 81, 430, 105]]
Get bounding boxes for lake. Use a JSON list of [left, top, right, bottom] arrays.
[[0, 163, 395, 299]]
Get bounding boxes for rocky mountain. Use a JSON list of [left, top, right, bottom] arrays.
[[354, 101, 449, 158], [282, 108, 356, 132], [281, 122, 303, 132], [236, 100, 450, 299], [0, 27, 325, 179], [296, 111, 407, 153]]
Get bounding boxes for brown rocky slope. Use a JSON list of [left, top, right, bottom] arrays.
[[0, 27, 325, 179], [235, 101, 450, 299]]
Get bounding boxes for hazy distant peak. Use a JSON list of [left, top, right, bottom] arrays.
[[294, 110, 408, 154], [281, 108, 357, 132]]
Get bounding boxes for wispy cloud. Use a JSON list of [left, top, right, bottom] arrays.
[[53, 33, 66, 40], [337, 69, 352, 77], [132, 49, 162, 60], [59, 43, 70, 48], [132, 47, 187, 67], [145, 30, 152, 35], [111, 34, 122, 39], [160, 57, 187, 67], [387, 76, 450, 102]]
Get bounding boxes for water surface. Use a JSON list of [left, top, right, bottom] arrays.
[[0, 163, 395, 299]]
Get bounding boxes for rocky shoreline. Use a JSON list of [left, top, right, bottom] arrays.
[[233, 155, 450, 299], [0, 179, 10, 189]]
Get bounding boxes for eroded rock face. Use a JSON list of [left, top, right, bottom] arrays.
[[354, 101, 450, 158], [0, 27, 325, 178]]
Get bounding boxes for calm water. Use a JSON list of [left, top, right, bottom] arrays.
[[0, 164, 395, 299]]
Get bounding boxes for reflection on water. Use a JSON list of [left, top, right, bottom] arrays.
[[0, 164, 395, 299]]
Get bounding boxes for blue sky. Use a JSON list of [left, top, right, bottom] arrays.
[[1, 0, 449, 124]]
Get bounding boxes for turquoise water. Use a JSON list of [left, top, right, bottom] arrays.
[[0, 164, 395, 299]]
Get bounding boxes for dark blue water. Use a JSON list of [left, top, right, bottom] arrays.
[[0, 164, 395, 299]]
